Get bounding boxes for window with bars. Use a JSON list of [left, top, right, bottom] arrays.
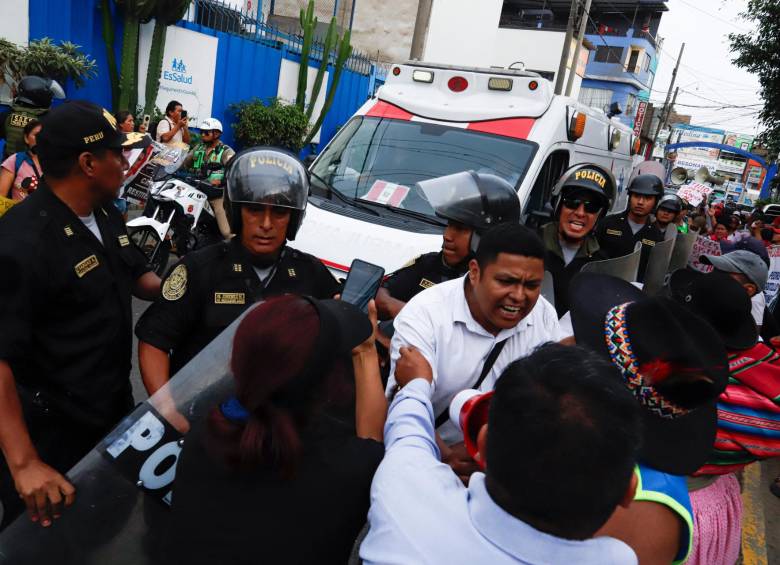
[[579, 87, 613, 110]]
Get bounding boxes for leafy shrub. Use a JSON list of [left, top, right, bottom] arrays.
[[231, 98, 309, 152]]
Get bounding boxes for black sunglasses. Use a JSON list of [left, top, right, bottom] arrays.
[[562, 197, 603, 214]]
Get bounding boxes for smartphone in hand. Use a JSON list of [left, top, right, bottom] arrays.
[[341, 259, 385, 314], [142, 114, 151, 127], [180, 110, 188, 119]]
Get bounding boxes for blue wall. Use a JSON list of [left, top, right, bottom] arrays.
[[19, 0, 372, 152]]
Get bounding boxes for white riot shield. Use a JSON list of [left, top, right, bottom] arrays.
[[580, 247, 642, 283], [0, 308, 252, 564], [668, 232, 698, 274], [642, 237, 676, 296], [542, 271, 555, 308]]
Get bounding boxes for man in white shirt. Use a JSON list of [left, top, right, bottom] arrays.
[[387, 223, 564, 480], [362, 342, 640, 565], [155, 100, 191, 147]]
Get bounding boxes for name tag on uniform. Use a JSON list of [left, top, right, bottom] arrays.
[[641, 239, 656, 247], [74, 255, 99, 278], [419, 278, 435, 289], [118, 235, 130, 247], [214, 292, 245, 305], [606, 229, 622, 236]]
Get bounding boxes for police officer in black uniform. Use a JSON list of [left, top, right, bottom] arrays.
[[376, 172, 521, 321], [654, 193, 683, 232], [542, 164, 614, 317], [0, 101, 159, 529], [596, 173, 665, 281], [136, 147, 339, 397], [0, 76, 65, 159]]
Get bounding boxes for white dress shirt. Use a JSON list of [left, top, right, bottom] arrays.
[[360, 379, 638, 565], [387, 276, 564, 443]]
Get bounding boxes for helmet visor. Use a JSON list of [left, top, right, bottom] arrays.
[[226, 150, 308, 211], [417, 171, 489, 227]]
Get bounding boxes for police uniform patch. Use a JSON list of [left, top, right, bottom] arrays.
[[641, 239, 656, 247], [74, 255, 99, 278], [288, 268, 297, 278], [118, 235, 130, 247], [419, 278, 435, 289], [606, 229, 622, 236], [162, 264, 188, 301], [214, 292, 245, 304], [233, 263, 242, 273], [64, 226, 74, 237]]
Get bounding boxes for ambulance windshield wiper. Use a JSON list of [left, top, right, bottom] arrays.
[[359, 200, 446, 227], [310, 170, 380, 216]]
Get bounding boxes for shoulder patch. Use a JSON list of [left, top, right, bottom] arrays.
[[606, 229, 622, 236], [162, 263, 188, 301], [402, 255, 421, 268]]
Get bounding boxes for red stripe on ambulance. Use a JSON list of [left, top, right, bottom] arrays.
[[466, 118, 535, 140]]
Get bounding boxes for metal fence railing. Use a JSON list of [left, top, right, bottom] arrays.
[[183, 0, 372, 75], [268, 0, 357, 31]]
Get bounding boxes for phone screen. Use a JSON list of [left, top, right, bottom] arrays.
[[341, 259, 385, 314], [142, 114, 151, 125]]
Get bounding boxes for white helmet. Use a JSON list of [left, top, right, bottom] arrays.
[[199, 118, 223, 132]]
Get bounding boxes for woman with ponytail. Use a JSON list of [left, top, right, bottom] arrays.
[[168, 295, 386, 564]]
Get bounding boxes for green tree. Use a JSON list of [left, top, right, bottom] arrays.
[[0, 38, 96, 90], [729, 0, 780, 153]]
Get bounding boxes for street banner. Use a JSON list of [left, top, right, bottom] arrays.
[[766, 246, 780, 303], [688, 236, 720, 273], [677, 182, 713, 207]]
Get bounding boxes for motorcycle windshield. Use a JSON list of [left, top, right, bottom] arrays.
[[0, 308, 250, 564]]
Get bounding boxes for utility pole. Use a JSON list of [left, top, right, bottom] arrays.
[[652, 42, 685, 148], [659, 86, 679, 133], [554, 0, 579, 95], [565, 0, 592, 97], [410, 0, 433, 60]]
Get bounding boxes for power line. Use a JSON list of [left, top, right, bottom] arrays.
[[675, 0, 753, 34]]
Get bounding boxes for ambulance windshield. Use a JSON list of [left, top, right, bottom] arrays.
[[310, 116, 537, 218]]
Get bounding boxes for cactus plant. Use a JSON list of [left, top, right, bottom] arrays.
[[306, 16, 337, 122], [304, 28, 352, 146], [143, 0, 189, 116], [117, 0, 156, 112], [99, 0, 120, 109], [296, 0, 316, 112]]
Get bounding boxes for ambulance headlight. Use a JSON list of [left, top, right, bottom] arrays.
[[412, 70, 434, 83]]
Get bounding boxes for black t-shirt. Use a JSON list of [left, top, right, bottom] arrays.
[[596, 213, 665, 282], [383, 251, 467, 303], [167, 410, 384, 565], [135, 240, 340, 374], [0, 182, 150, 429]]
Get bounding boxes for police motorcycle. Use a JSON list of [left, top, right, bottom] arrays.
[[125, 144, 223, 275]]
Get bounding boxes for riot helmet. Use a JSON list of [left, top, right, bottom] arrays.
[[657, 193, 683, 214], [550, 163, 616, 218], [224, 147, 309, 240], [417, 171, 521, 253], [15, 76, 65, 108], [627, 174, 664, 198]]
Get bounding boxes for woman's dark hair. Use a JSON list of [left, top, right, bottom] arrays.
[[114, 110, 132, 129], [206, 295, 346, 477], [165, 100, 182, 116], [23, 119, 41, 137]]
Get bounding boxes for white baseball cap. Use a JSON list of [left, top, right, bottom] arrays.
[[199, 118, 223, 132]]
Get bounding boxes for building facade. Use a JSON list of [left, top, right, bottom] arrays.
[[579, 1, 668, 129]]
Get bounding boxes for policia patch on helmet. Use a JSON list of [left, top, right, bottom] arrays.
[[162, 264, 188, 301], [574, 169, 607, 189]]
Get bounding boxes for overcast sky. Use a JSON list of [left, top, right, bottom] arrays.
[[651, 0, 763, 135]]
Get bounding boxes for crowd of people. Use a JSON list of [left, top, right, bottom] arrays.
[[0, 78, 779, 565]]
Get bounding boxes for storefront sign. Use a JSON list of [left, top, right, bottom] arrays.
[[716, 156, 747, 175], [673, 126, 724, 160], [723, 131, 755, 152], [633, 101, 648, 136], [137, 25, 218, 126]]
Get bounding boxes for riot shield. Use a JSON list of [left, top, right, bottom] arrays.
[[580, 247, 641, 283], [0, 308, 249, 564], [668, 232, 698, 274], [642, 237, 676, 296], [542, 270, 555, 308]]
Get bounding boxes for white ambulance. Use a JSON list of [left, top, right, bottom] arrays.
[[292, 61, 637, 276]]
